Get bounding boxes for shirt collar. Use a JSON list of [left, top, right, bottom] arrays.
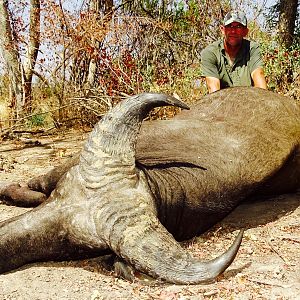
[[219, 38, 246, 61]]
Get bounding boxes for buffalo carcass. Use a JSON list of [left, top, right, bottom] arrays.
[[0, 87, 299, 284]]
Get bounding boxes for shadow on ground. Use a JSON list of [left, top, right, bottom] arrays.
[[222, 193, 300, 231]]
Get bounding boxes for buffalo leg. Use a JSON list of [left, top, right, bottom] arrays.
[[28, 153, 80, 196], [0, 183, 46, 207]]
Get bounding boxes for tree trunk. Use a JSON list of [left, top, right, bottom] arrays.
[[70, 0, 114, 90], [0, 0, 40, 121], [86, 0, 113, 88], [23, 0, 41, 112], [278, 0, 299, 48], [0, 0, 23, 120]]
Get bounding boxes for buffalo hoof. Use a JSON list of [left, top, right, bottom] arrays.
[[113, 257, 136, 282]]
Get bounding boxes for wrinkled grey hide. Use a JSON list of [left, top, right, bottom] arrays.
[[0, 87, 299, 284], [136, 87, 300, 240]]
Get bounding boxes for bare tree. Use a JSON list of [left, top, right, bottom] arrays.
[[23, 0, 40, 111], [0, 0, 23, 120], [0, 0, 40, 122], [70, 0, 114, 90], [278, 0, 299, 48], [86, 0, 113, 87]]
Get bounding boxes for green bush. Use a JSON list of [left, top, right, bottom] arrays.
[[27, 113, 47, 128], [260, 39, 300, 99]]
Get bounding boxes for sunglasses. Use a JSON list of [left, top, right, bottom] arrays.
[[225, 24, 246, 30]]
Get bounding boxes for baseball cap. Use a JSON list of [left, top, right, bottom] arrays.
[[223, 11, 247, 27]]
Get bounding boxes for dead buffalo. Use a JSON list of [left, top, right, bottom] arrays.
[[0, 87, 299, 284]]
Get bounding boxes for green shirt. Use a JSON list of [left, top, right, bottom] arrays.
[[200, 39, 264, 88]]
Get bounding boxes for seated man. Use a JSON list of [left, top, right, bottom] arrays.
[[201, 11, 267, 93]]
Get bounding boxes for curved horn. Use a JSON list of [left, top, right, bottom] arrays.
[[84, 93, 188, 157], [112, 212, 243, 284], [94, 173, 243, 284], [80, 92, 243, 284], [79, 93, 189, 188], [93, 179, 243, 284]]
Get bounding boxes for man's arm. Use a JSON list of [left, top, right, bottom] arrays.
[[201, 45, 221, 93], [205, 76, 221, 93], [251, 67, 267, 89]]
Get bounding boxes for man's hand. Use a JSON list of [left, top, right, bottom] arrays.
[[251, 67, 267, 89], [205, 77, 221, 93]]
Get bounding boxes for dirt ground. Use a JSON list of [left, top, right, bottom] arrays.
[[0, 131, 299, 300]]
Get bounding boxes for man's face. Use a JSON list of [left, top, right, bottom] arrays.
[[220, 22, 249, 46]]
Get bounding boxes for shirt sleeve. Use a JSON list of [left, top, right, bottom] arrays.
[[200, 47, 220, 79], [249, 42, 264, 73]]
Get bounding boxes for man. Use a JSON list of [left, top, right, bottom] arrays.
[[201, 11, 267, 93]]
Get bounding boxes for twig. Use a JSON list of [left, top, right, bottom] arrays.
[[8, 129, 44, 134], [281, 237, 300, 244], [3, 104, 71, 124], [265, 227, 288, 264], [247, 278, 294, 288]]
